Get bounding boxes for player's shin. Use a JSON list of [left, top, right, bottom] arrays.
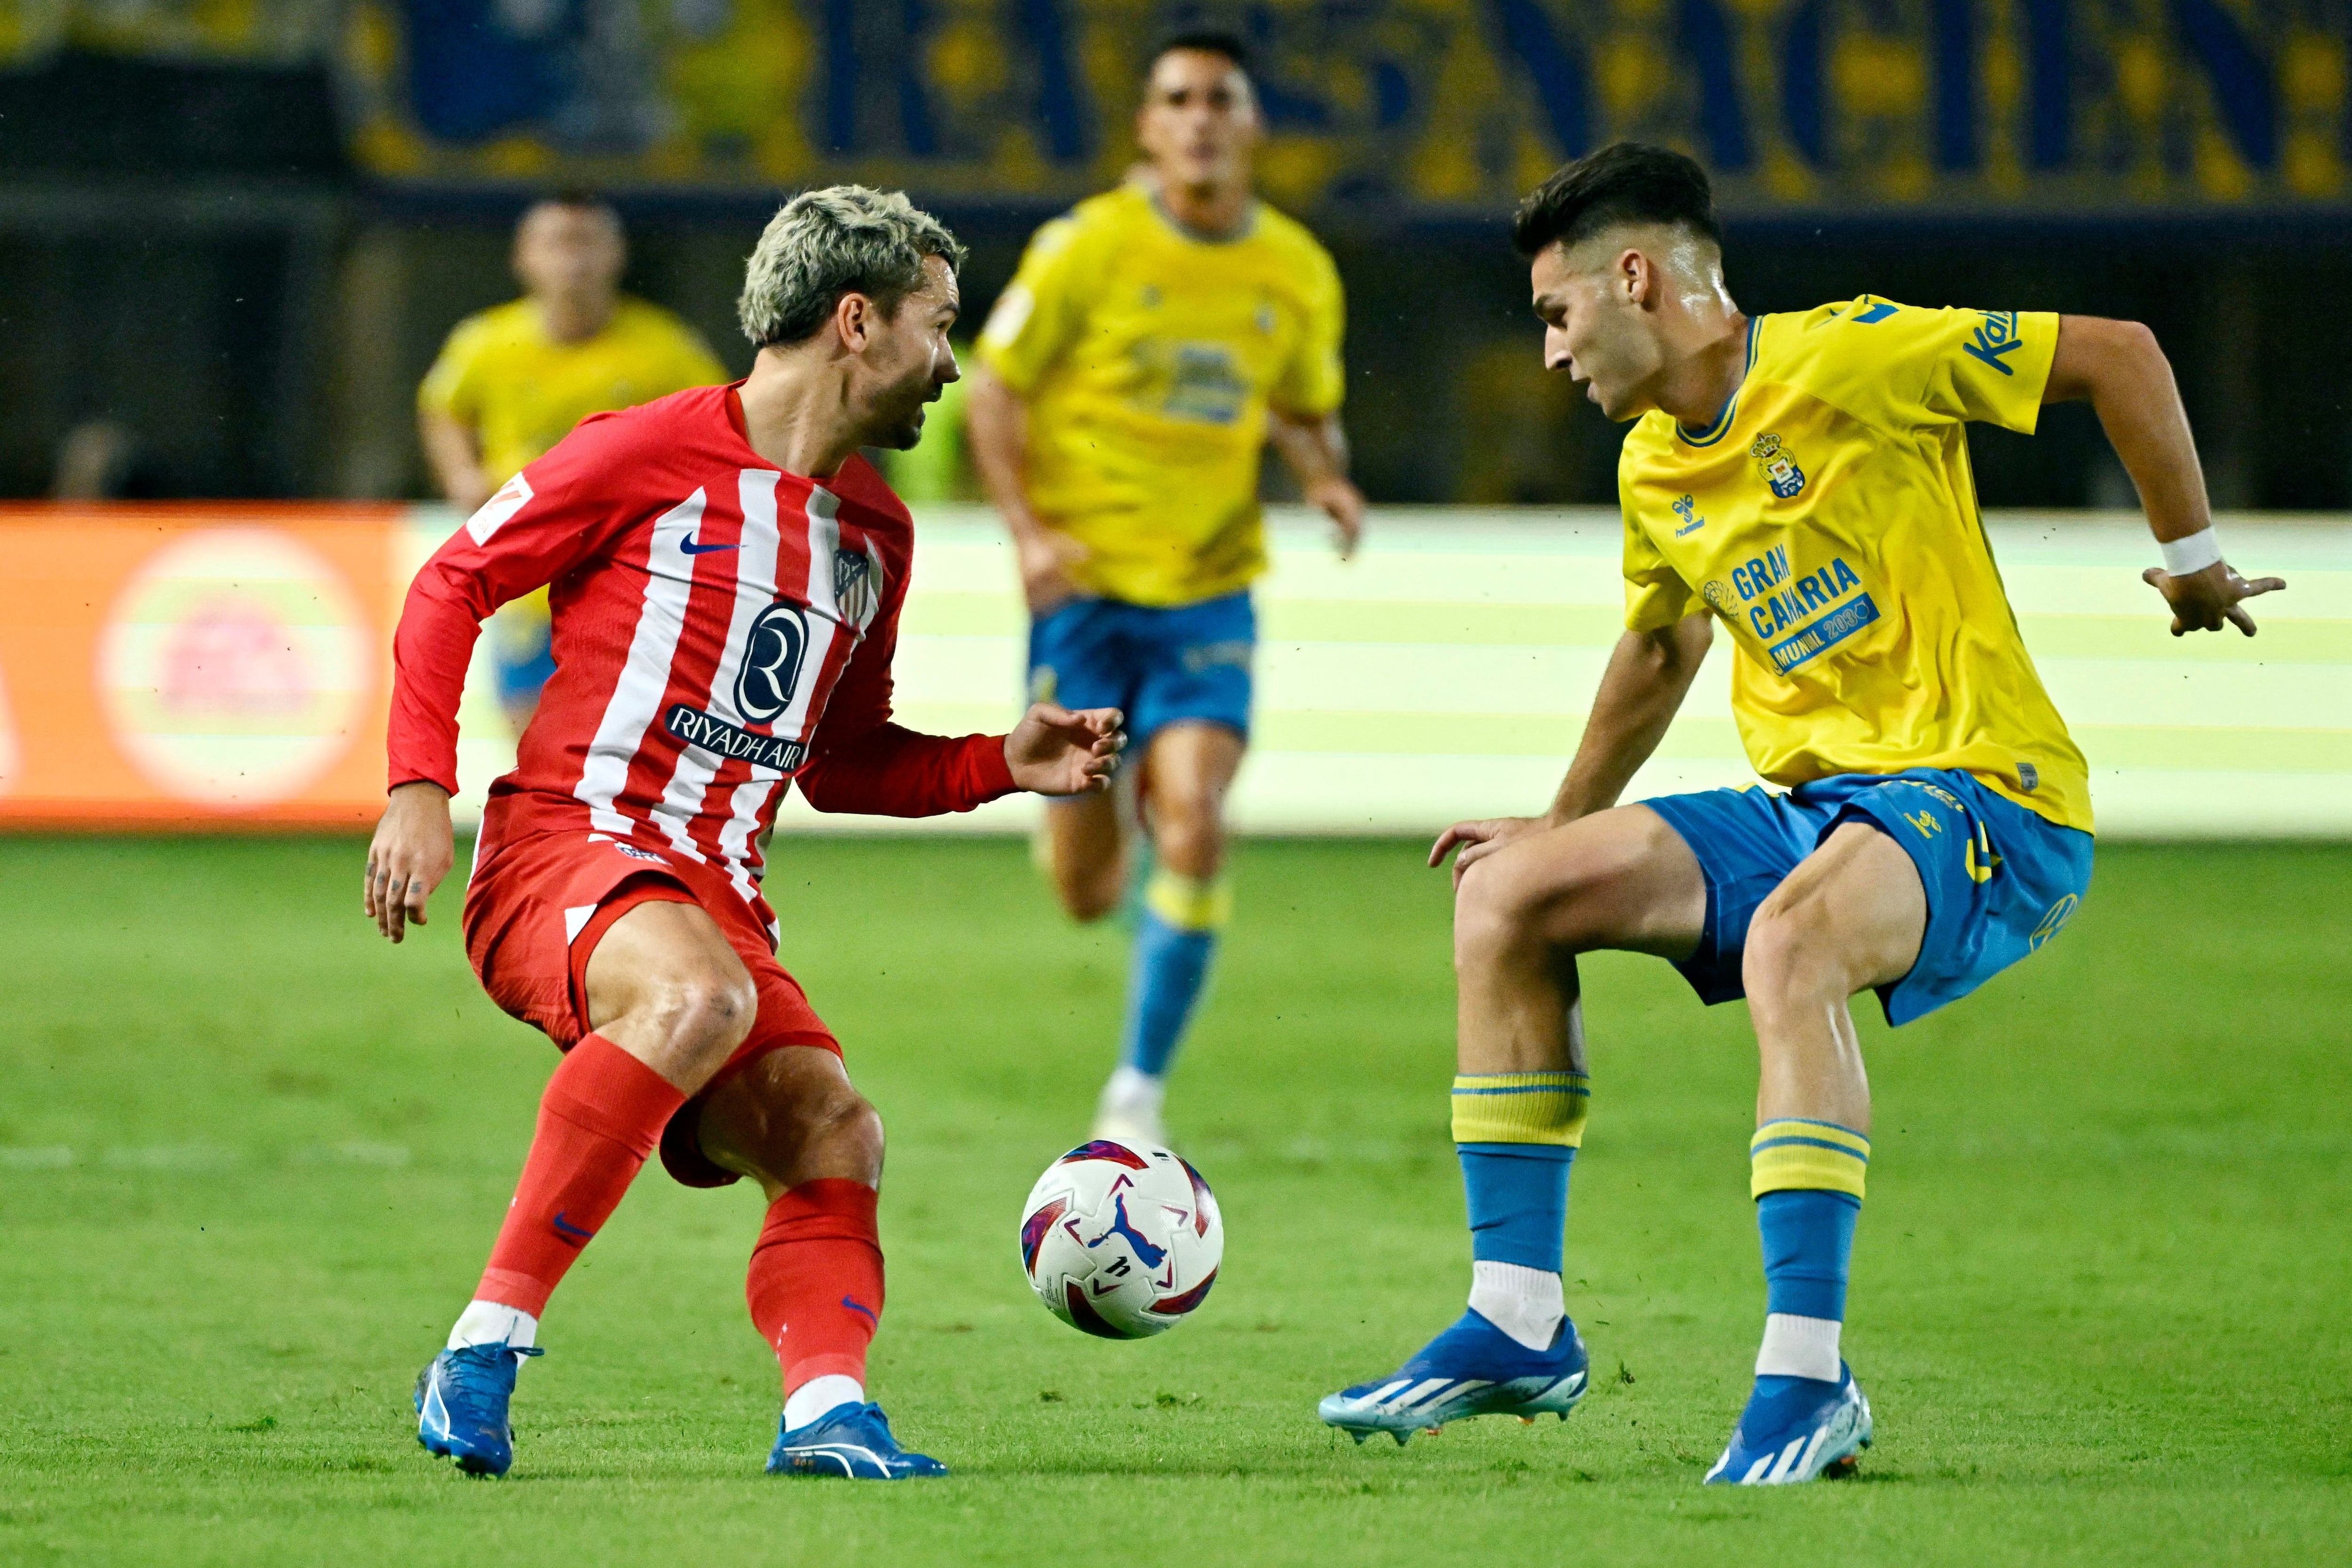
[[747, 1178, 885, 1430], [1453, 1052, 1590, 1350], [467, 1033, 686, 1327], [1749, 1123, 1868, 1383], [1101, 868, 1229, 1134]]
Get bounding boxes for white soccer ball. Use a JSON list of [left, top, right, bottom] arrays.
[[1018, 1140, 1224, 1339]]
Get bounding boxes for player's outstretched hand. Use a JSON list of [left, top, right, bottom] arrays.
[[1006, 703, 1126, 796], [1430, 815, 1547, 890], [1308, 475, 1367, 562], [2142, 559, 2285, 637], [365, 781, 455, 944]]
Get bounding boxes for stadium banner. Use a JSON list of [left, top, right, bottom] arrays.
[[0, 505, 405, 829], [320, 0, 2349, 215], [0, 504, 2343, 836]]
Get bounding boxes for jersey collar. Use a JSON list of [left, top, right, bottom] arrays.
[[1146, 187, 1258, 245], [1675, 315, 1762, 448]]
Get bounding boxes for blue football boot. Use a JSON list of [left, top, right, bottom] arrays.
[[1703, 1363, 1872, 1485], [1319, 1309, 1589, 1444], [765, 1401, 948, 1479], [414, 1342, 542, 1477]]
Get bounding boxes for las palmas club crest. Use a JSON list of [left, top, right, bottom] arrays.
[[1752, 432, 1807, 499]]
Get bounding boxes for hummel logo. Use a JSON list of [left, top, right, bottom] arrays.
[[681, 532, 739, 555]]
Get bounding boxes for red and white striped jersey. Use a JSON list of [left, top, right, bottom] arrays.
[[389, 384, 1012, 911]]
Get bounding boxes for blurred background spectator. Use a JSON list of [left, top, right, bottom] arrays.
[[414, 191, 723, 728]]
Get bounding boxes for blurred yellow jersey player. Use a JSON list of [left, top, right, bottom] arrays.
[[969, 32, 1365, 1152], [977, 181, 1345, 604], [1617, 296, 2089, 832], [418, 192, 725, 725]]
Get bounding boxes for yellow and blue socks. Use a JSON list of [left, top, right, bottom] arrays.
[[1105, 869, 1230, 1113], [1454, 1069, 1589, 1350], [1749, 1119, 1868, 1386]]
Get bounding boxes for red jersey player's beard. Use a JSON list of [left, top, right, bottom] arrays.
[[867, 381, 938, 451]]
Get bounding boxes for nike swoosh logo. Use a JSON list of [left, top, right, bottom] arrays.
[[681, 535, 739, 555], [552, 1211, 595, 1244]]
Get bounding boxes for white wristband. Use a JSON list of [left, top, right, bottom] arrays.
[[2161, 528, 2223, 577]]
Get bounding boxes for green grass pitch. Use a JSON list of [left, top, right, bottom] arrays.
[[1, 834, 2347, 1564]]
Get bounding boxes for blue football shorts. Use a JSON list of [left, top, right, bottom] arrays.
[[1027, 590, 1255, 757], [1640, 768, 2094, 1026]]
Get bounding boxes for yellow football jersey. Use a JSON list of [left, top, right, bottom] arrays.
[[418, 296, 727, 486], [1619, 297, 2091, 832], [977, 183, 1347, 607]]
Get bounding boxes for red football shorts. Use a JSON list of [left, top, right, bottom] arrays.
[[461, 828, 840, 1188]]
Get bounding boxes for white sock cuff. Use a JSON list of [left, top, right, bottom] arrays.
[[1467, 1260, 1566, 1352], [784, 1373, 865, 1432], [448, 1299, 538, 1352], [1470, 1259, 1564, 1306], [1755, 1312, 1842, 1381]]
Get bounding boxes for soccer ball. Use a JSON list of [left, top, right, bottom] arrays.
[[1018, 1140, 1223, 1339]]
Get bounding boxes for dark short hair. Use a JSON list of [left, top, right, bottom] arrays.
[[1145, 29, 1249, 78], [1512, 142, 1720, 258]]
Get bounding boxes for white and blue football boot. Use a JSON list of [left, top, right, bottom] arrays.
[[1703, 1363, 1872, 1485], [1319, 1309, 1589, 1445], [765, 1402, 948, 1479], [414, 1342, 542, 1477]]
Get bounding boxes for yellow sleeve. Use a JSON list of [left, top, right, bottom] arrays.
[[975, 215, 1095, 396], [417, 316, 487, 420], [1272, 245, 1346, 419], [1814, 298, 2058, 434], [1621, 485, 1695, 634]]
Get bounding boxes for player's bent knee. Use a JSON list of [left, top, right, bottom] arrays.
[[657, 965, 759, 1062], [1057, 868, 1124, 924], [1740, 900, 1850, 1006]]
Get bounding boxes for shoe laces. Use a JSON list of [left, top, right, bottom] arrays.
[[443, 1342, 542, 1401]]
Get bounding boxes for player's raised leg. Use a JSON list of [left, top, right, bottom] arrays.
[[1096, 720, 1244, 1145], [1704, 822, 1917, 1485], [688, 1048, 946, 1480], [1320, 805, 1704, 1441], [417, 901, 753, 1476]]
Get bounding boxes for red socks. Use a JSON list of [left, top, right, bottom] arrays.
[[475, 1034, 686, 1315], [746, 1179, 885, 1395], [471, 1039, 884, 1404]]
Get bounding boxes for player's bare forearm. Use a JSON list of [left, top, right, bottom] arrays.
[[419, 408, 493, 515], [2046, 316, 2286, 635], [1547, 615, 1713, 823], [2046, 316, 2208, 543], [1432, 615, 1709, 881], [966, 364, 1043, 539], [1270, 410, 1365, 559], [365, 781, 454, 944], [968, 365, 1087, 611]]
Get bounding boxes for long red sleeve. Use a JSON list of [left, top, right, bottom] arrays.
[[792, 563, 1016, 816], [385, 448, 620, 795], [387, 570, 490, 796], [795, 724, 1016, 816]]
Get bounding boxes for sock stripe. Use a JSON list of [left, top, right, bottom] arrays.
[[1750, 1118, 1869, 1199], [1452, 1071, 1590, 1147], [1143, 869, 1231, 931]]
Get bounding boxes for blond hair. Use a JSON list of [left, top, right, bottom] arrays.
[[737, 185, 966, 348]]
